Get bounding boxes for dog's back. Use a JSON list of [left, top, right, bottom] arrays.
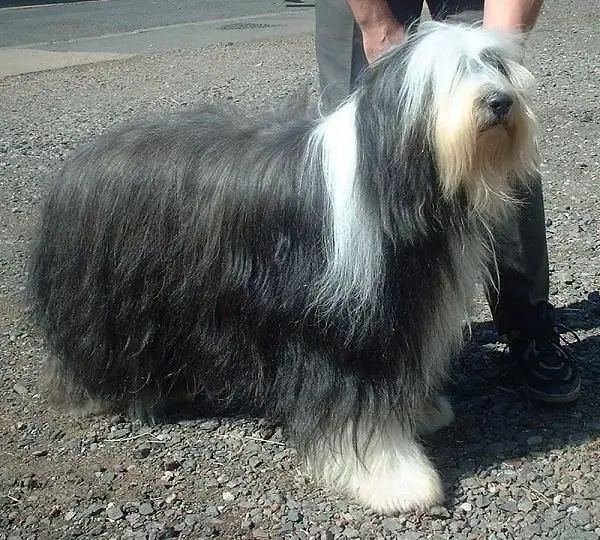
[[29, 105, 325, 421]]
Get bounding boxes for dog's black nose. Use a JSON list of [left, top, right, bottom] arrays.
[[486, 92, 513, 117]]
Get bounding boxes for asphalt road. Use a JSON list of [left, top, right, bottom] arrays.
[[0, 0, 292, 48], [0, 0, 314, 76]]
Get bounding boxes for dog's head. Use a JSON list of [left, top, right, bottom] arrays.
[[364, 22, 540, 220]]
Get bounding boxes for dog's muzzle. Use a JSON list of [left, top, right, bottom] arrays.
[[486, 91, 513, 118], [480, 91, 514, 129]]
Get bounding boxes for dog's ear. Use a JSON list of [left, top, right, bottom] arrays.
[[505, 60, 536, 91]]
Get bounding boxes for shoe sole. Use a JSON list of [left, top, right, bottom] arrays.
[[524, 380, 582, 404]]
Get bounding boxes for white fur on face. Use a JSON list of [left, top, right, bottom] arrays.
[[389, 22, 539, 222], [393, 22, 528, 133]]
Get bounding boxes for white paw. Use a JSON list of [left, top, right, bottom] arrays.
[[416, 394, 455, 436], [352, 447, 444, 514], [307, 422, 444, 514]]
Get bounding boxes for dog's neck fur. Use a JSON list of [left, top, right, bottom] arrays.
[[307, 96, 495, 338]]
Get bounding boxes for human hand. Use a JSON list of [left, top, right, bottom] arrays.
[[361, 20, 405, 63]]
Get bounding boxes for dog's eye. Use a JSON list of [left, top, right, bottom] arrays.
[[478, 49, 510, 78]]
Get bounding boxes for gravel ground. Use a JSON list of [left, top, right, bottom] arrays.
[[1, 1, 599, 539]]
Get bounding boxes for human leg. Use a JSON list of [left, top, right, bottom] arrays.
[[315, 0, 423, 113], [429, 0, 580, 403]]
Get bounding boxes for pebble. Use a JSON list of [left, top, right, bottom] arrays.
[[126, 512, 141, 526], [101, 472, 116, 484], [205, 505, 220, 517], [269, 492, 286, 504], [570, 509, 591, 526], [13, 383, 28, 396], [106, 505, 124, 521], [182, 458, 196, 470], [399, 532, 421, 540], [500, 500, 519, 513], [241, 519, 254, 530], [64, 510, 77, 521], [184, 514, 200, 527], [344, 526, 360, 538], [429, 505, 451, 518], [85, 503, 105, 517], [248, 457, 263, 468], [475, 495, 490, 508], [383, 518, 403, 531], [198, 419, 220, 431], [134, 445, 151, 459], [163, 459, 181, 471], [517, 498, 535, 512], [167, 435, 181, 447], [47, 505, 61, 519], [51, 429, 65, 440], [449, 521, 465, 533], [109, 429, 130, 439], [222, 491, 235, 502], [280, 521, 294, 533], [138, 502, 154, 516], [287, 509, 302, 522]]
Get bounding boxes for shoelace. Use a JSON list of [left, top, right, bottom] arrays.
[[505, 323, 580, 382], [503, 322, 579, 360]]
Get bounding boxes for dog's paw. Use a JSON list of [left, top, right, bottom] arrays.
[[354, 452, 444, 514], [309, 425, 444, 514], [416, 394, 455, 436]]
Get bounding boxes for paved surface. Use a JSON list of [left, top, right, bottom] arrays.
[[0, 0, 314, 76], [1, 0, 296, 47], [0, 0, 598, 538]]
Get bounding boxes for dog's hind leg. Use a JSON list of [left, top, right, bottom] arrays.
[[42, 353, 113, 418], [415, 394, 455, 436]]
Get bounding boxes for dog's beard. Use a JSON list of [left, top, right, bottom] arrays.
[[434, 86, 538, 223]]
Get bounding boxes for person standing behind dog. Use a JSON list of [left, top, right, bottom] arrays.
[[315, 0, 581, 404]]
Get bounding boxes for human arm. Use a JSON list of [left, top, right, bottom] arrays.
[[348, 0, 544, 64], [483, 0, 543, 32], [345, 0, 405, 63]]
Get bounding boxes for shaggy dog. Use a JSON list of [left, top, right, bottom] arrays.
[[29, 22, 538, 513]]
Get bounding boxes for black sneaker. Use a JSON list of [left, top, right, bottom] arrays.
[[506, 302, 581, 403]]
